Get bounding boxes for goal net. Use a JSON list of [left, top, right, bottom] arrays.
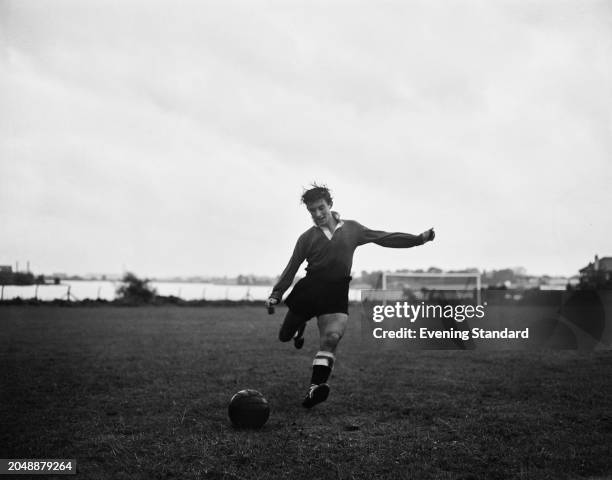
[[379, 272, 482, 304]]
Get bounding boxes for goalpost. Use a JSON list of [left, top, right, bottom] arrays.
[[381, 272, 482, 304]]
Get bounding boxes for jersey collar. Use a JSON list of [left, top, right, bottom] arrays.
[[319, 211, 344, 240]]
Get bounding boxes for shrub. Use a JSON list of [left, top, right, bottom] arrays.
[[115, 272, 156, 304]]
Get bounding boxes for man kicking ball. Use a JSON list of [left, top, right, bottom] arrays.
[[265, 185, 435, 408]]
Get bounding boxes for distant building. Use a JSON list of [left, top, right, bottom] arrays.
[[0, 265, 37, 286], [579, 255, 612, 289], [539, 276, 571, 291], [0, 265, 14, 285]]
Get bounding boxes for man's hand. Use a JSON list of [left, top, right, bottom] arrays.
[[422, 228, 435, 243], [265, 297, 278, 308], [265, 297, 279, 314]]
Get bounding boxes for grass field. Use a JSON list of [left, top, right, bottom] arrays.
[[1, 306, 611, 480]]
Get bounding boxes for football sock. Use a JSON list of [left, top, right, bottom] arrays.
[[311, 351, 335, 385]]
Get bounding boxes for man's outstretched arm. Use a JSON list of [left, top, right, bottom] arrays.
[[357, 223, 435, 248]]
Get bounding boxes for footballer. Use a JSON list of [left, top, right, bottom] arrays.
[[266, 184, 435, 408]]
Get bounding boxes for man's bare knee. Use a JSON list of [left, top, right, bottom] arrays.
[[322, 331, 342, 348]]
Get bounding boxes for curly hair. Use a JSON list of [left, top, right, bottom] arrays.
[[301, 183, 333, 206]]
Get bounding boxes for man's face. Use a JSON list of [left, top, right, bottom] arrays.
[[306, 198, 333, 227]]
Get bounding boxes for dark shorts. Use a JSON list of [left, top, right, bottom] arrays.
[[285, 275, 351, 320]]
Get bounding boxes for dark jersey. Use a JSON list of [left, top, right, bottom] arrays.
[[270, 219, 424, 301]]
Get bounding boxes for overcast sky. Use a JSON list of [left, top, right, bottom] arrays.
[[1, 0, 611, 278]]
